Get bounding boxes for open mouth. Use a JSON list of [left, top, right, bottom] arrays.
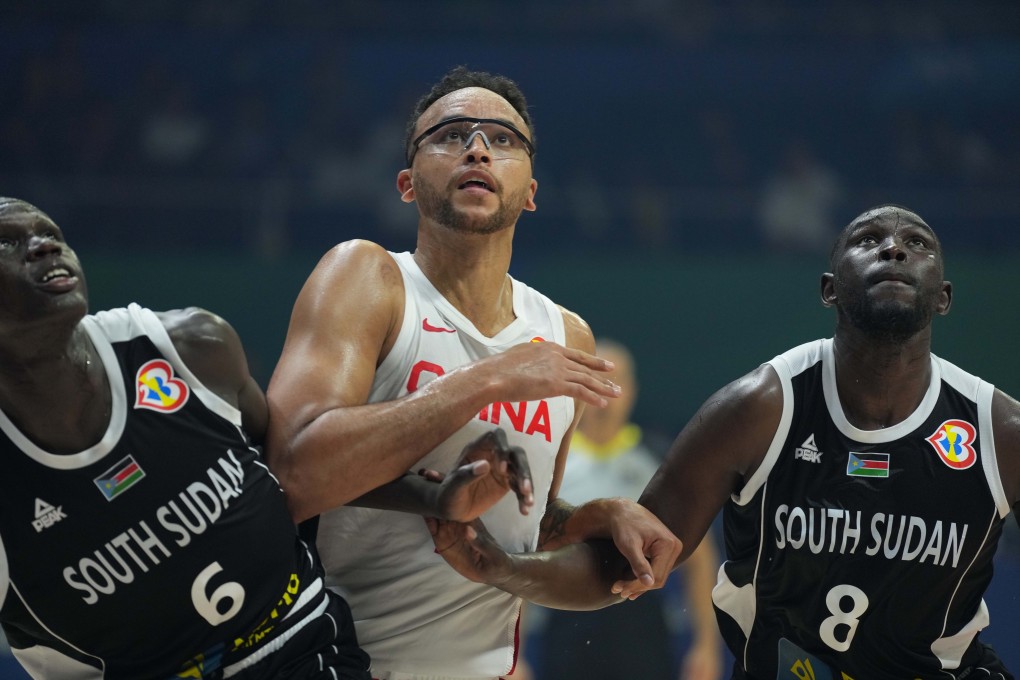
[[37, 266, 78, 292], [40, 267, 71, 283], [459, 179, 493, 192]]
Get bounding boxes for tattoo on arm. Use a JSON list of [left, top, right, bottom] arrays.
[[538, 498, 575, 549]]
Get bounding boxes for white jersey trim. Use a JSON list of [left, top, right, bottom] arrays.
[[10, 581, 105, 678], [732, 355, 797, 506], [977, 382, 1009, 519], [823, 339, 943, 444]]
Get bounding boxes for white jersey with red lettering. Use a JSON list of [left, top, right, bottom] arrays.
[[315, 251, 574, 679]]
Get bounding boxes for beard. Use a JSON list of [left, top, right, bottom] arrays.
[[414, 174, 530, 235], [839, 287, 936, 343]]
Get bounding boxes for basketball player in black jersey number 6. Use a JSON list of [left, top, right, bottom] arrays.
[[0, 197, 377, 679], [431, 205, 1020, 679]]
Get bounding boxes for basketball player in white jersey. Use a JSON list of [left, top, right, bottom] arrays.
[[431, 206, 1020, 679], [265, 67, 682, 679]]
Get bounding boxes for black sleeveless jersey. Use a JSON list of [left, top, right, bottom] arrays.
[[0, 305, 337, 679], [717, 339, 1011, 680]]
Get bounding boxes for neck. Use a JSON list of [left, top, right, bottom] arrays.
[[0, 323, 111, 453], [831, 325, 934, 430], [413, 224, 516, 336]]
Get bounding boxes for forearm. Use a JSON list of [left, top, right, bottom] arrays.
[[489, 540, 627, 610], [347, 473, 442, 516], [270, 364, 498, 521], [539, 497, 628, 550]]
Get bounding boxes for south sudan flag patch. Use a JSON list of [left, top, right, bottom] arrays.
[[846, 452, 890, 478]]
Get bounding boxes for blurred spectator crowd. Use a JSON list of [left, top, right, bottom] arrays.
[[1, 0, 1018, 256]]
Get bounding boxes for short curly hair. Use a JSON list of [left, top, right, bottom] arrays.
[[404, 66, 535, 166]]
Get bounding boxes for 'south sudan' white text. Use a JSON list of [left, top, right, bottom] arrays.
[[774, 504, 969, 568], [63, 450, 245, 604]]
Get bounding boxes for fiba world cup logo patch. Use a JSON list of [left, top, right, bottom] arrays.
[[135, 359, 190, 413], [925, 419, 977, 470]]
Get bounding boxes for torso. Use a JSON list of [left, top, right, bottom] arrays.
[[317, 251, 574, 678], [0, 305, 329, 680], [718, 338, 1009, 679]]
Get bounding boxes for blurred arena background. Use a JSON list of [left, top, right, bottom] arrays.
[[1, 1, 1018, 677]]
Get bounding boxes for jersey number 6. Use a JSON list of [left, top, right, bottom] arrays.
[[191, 561, 246, 626]]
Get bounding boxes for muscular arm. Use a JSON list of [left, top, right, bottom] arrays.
[[430, 364, 783, 608], [158, 307, 267, 442], [641, 364, 783, 562], [266, 241, 620, 523], [992, 388, 1020, 516]]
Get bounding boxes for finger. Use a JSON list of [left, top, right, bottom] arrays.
[[449, 459, 490, 482], [561, 345, 616, 372], [507, 445, 534, 514], [646, 537, 683, 586], [490, 427, 510, 450], [618, 543, 655, 587], [565, 372, 622, 407], [611, 575, 653, 600], [418, 468, 446, 483]]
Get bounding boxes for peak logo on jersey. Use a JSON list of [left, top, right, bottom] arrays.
[[422, 318, 456, 333], [32, 498, 67, 532], [846, 452, 889, 478], [794, 434, 823, 463], [135, 359, 190, 413], [926, 419, 977, 470], [530, 336, 545, 343], [94, 455, 146, 500]]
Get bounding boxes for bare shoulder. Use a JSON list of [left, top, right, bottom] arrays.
[[992, 388, 1020, 507], [555, 304, 595, 354], [687, 363, 784, 475], [157, 306, 239, 353], [155, 307, 248, 398], [310, 239, 402, 289], [294, 239, 404, 330]]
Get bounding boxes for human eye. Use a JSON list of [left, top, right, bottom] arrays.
[[436, 124, 467, 143]]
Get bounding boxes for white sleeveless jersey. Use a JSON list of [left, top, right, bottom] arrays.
[[316, 251, 574, 679]]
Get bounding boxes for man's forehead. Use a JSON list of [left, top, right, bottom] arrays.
[[0, 200, 51, 225], [416, 87, 525, 134], [849, 206, 929, 232]]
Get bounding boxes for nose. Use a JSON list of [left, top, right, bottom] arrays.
[[462, 130, 492, 164], [26, 234, 61, 261], [878, 236, 906, 262]]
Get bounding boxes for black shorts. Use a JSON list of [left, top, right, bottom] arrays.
[[230, 590, 371, 680]]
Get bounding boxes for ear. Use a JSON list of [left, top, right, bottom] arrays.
[[523, 178, 538, 212], [820, 273, 837, 308], [937, 280, 953, 316], [397, 169, 415, 203]]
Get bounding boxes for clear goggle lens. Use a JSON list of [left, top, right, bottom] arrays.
[[408, 117, 534, 165]]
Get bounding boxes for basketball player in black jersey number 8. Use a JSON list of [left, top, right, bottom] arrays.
[[429, 205, 1020, 679]]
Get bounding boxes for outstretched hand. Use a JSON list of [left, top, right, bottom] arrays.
[[419, 428, 534, 522], [605, 500, 683, 600]]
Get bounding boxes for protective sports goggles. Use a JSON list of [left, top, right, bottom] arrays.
[[406, 117, 535, 166]]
